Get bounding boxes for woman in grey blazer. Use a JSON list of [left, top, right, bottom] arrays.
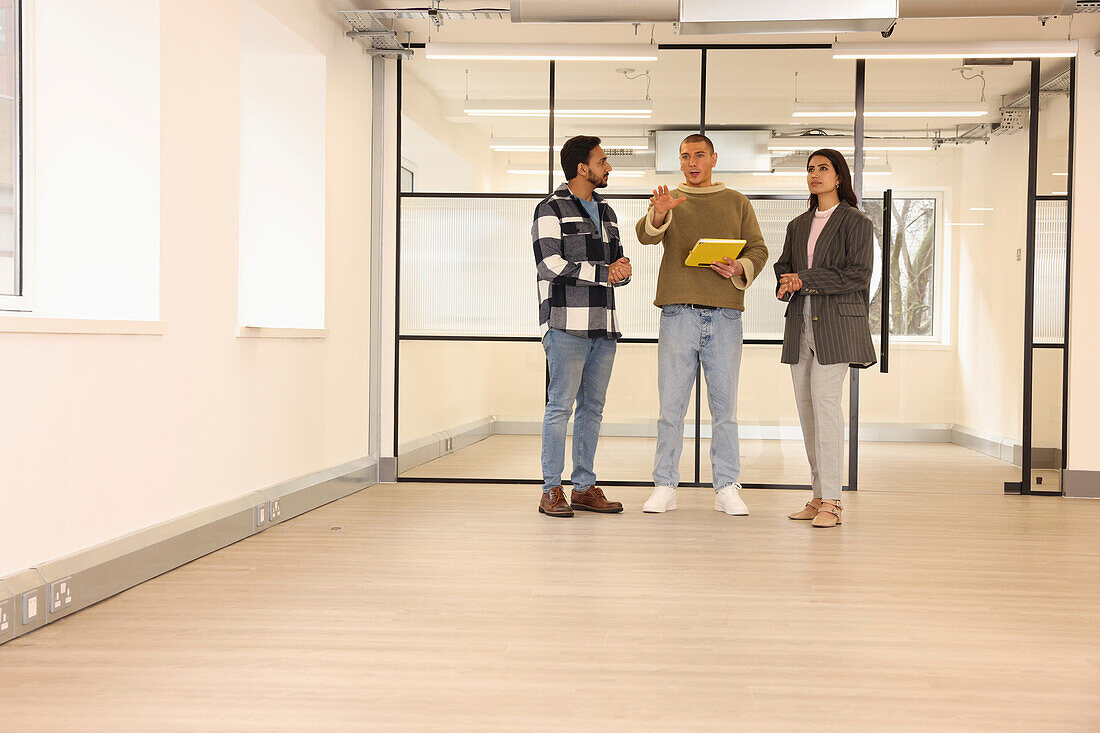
[[774, 148, 876, 528]]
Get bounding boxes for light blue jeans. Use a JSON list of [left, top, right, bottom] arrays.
[[541, 329, 617, 493], [653, 304, 744, 492]]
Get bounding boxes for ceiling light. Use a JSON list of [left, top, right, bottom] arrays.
[[489, 136, 651, 152], [753, 170, 892, 177], [507, 169, 647, 178], [1052, 172, 1068, 176], [768, 139, 934, 152], [792, 103, 987, 119], [1051, 191, 1068, 196], [969, 207, 994, 212], [465, 100, 652, 119], [949, 222, 984, 227], [831, 41, 1078, 60], [426, 43, 658, 62]]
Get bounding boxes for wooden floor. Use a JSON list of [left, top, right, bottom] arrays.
[[5, 444, 1100, 731]]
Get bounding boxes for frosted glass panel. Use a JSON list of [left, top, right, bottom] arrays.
[[400, 195, 800, 339], [1034, 199, 1067, 345]]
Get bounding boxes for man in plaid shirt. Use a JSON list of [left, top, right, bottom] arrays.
[[532, 135, 632, 518]]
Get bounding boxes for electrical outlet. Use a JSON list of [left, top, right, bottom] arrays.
[[0, 598, 11, 633], [268, 499, 281, 523], [50, 577, 73, 613], [22, 591, 39, 625], [254, 504, 267, 529]]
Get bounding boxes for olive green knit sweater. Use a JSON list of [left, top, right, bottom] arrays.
[[635, 182, 769, 310]]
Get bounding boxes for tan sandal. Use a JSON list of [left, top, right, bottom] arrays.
[[788, 498, 822, 520], [812, 500, 842, 528]]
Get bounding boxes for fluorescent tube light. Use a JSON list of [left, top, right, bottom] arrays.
[[832, 41, 1078, 60], [753, 170, 892, 176], [426, 43, 658, 62], [969, 207, 995, 212], [768, 140, 934, 152], [466, 100, 651, 118], [792, 103, 987, 119], [507, 169, 647, 178], [1051, 191, 1068, 196], [466, 100, 653, 119], [489, 137, 651, 152], [1052, 172, 1068, 176]]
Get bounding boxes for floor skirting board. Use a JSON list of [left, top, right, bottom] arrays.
[[0, 458, 376, 646], [1064, 470, 1100, 499], [397, 416, 1052, 474]]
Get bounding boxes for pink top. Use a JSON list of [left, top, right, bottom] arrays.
[[806, 202, 839, 267]]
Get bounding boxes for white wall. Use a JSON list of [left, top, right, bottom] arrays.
[[399, 71, 492, 192], [1067, 38, 1100, 472], [0, 0, 374, 577]]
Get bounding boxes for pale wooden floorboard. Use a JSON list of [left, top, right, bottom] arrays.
[[3, 444, 1098, 731]]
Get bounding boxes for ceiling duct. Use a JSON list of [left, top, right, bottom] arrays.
[[509, 0, 1086, 25], [676, 0, 898, 35], [510, 1, 678, 23]]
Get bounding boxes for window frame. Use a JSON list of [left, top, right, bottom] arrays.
[[865, 188, 948, 346], [0, 0, 24, 312]]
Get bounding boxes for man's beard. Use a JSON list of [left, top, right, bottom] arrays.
[[588, 171, 608, 188]]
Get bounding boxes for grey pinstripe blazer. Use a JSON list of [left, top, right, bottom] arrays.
[[774, 201, 877, 367]]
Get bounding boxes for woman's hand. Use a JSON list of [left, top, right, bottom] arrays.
[[777, 272, 803, 298], [710, 257, 744, 280]]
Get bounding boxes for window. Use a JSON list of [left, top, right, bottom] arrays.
[[237, 0, 326, 329], [0, 0, 20, 308], [863, 196, 939, 340]]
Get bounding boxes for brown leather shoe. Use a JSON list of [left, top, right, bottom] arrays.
[[570, 486, 624, 514], [812, 500, 842, 528], [789, 497, 822, 520], [539, 487, 574, 517]]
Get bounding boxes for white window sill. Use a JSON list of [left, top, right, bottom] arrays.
[[238, 326, 328, 339], [0, 317, 166, 335]]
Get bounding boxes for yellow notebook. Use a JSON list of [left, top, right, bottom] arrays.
[[684, 238, 746, 267]]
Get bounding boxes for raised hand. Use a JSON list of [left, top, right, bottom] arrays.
[[650, 185, 687, 215]]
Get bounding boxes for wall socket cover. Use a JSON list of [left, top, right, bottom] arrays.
[[50, 578, 74, 613], [22, 591, 39, 624], [254, 504, 266, 527], [0, 599, 10, 633], [268, 499, 281, 522]]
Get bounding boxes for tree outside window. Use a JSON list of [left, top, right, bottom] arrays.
[[863, 197, 936, 338]]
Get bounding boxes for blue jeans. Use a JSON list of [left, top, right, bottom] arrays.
[[541, 329, 617, 493], [653, 305, 744, 492]]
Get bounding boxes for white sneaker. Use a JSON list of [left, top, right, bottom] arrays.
[[714, 484, 749, 516], [642, 486, 677, 513]]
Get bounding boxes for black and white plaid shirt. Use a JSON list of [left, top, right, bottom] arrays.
[[532, 183, 630, 339]]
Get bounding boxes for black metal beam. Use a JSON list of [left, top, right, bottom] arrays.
[[847, 58, 867, 492], [881, 189, 892, 373], [1020, 58, 1041, 495], [394, 58, 403, 461]]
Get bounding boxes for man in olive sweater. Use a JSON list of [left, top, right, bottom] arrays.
[[635, 134, 768, 516]]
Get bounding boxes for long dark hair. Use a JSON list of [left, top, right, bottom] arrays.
[[807, 148, 859, 209]]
